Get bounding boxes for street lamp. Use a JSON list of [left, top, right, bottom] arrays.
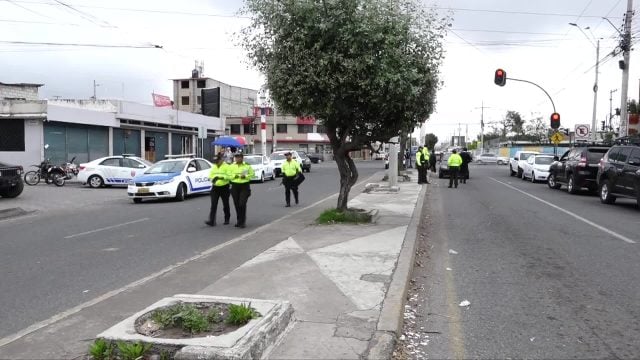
[[570, 23, 600, 141]]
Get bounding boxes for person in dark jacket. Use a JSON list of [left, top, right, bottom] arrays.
[[460, 147, 472, 184], [428, 149, 437, 173]]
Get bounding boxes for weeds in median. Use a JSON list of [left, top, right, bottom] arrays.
[[226, 302, 260, 326], [317, 208, 372, 224], [116, 341, 151, 360]]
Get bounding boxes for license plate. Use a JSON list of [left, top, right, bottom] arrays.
[[138, 188, 149, 193]]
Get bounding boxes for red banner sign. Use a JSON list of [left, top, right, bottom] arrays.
[[296, 116, 316, 125], [152, 93, 173, 108]]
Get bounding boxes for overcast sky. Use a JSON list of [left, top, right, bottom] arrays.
[[1, 0, 636, 144]]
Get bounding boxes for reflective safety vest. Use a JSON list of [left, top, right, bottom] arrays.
[[422, 147, 430, 162], [228, 162, 255, 184], [448, 153, 463, 167], [208, 163, 230, 187], [415, 149, 423, 166], [282, 159, 302, 177]]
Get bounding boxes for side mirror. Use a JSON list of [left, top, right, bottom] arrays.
[[553, 156, 559, 161], [187, 167, 197, 173], [138, 164, 146, 168]]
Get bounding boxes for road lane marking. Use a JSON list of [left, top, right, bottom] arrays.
[[0, 172, 380, 348], [490, 178, 636, 244], [64, 218, 149, 239]]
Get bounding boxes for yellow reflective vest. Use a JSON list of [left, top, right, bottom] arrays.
[[281, 159, 302, 177], [448, 153, 463, 167], [228, 162, 255, 184], [415, 149, 423, 166], [208, 163, 230, 187]]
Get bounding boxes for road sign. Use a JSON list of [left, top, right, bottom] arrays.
[[550, 132, 564, 144], [574, 124, 590, 140]]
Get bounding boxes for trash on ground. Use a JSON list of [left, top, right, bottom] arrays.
[[459, 300, 471, 307], [449, 249, 458, 255]]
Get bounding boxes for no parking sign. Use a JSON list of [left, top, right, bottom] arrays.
[[574, 124, 590, 141]]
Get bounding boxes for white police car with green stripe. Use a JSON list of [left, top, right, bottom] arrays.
[[127, 156, 213, 203]]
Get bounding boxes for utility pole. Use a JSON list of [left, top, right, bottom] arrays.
[[592, 39, 600, 140], [619, 0, 633, 137], [475, 102, 490, 152], [610, 89, 618, 131], [92, 80, 100, 100]]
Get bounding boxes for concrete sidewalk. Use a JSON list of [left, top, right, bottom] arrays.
[[0, 171, 424, 359], [198, 177, 424, 359]]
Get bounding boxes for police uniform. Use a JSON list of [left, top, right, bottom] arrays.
[[416, 147, 424, 184], [421, 147, 431, 184], [206, 161, 231, 226], [228, 155, 255, 228], [281, 154, 302, 207], [448, 151, 463, 188]]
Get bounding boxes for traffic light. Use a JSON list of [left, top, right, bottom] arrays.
[[601, 121, 606, 131], [550, 112, 560, 130], [494, 69, 507, 86]]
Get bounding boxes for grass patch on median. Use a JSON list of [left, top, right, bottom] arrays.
[[317, 208, 372, 224]]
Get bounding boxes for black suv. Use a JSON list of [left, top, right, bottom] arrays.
[[0, 161, 24, 198], [547, 145, 611, 194], [597, 138, 640, 206]]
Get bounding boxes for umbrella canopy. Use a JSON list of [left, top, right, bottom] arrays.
[[212, 136, 246, 147]]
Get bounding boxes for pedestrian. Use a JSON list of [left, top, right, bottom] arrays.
[[429, 149, 437, 175], [223, 147, 234, 164], [460, 147, 472, 184], [281, 151, 302, 207], [415, 146, 424, 184], [228, 153, 254, 228], [405, 149, 412, 169], [205, 155, 231, 226], [447, 149, 463, 188], [421, 146, 431, 184]]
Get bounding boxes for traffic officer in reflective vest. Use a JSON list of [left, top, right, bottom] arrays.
[[281, 151, 302, 207], [416, 146, 424, 184], [205, 155, 231, 227], [228, 153, 254, 228], [447, 149, 463, 189], [421, 147, 431, 184]]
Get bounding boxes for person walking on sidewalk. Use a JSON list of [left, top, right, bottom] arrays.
[[415, 146, 424, 184], [460, 147, 472, 184], [229, 153, 254, 228], [281, 151, 302, 207], [421, 146, 431, 184], [205, 155, 231, 227], [447, 149, 463, 188]]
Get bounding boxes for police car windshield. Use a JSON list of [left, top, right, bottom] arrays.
[[145, 160, 187, 174], [245, 157, 261, 165]]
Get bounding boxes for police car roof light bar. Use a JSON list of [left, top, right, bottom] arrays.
[[121, 153, 136, 157], [164, 153, 196, 159]]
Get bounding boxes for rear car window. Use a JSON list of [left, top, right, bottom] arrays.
[[587, 148, 608, 162], [617, 147, 632, 163], [629, 149, 640, 165]]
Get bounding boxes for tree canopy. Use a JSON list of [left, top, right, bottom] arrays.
[[240, 0, 449, 209]]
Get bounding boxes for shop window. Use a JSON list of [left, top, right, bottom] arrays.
[[0, 119, 25, 151], [277, 124, 288, 133], [298, 124, 314, 134]]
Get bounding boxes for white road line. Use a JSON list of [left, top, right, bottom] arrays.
[[490, 177, 636, 244], [64, 218, 150, 239], [0, 173, 379, 348]]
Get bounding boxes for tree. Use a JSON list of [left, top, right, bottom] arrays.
[[424, 133, 438, 150], [505, 110, 525, 137], [240, 0, 448, 210], [524, 115, 548, 144]]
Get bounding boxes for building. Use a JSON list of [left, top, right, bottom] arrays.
[[172, 68, 256, 119], [1, 83, 223, 169]]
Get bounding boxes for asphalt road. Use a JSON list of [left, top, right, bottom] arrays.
[[0, 160, 383, 340], [399, 164, 640, 359]]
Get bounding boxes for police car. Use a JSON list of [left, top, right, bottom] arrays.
[[127, 155, 213, 203], [77, 155, 152, 188]]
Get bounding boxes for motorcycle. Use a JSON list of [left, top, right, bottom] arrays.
[[23, 159, 66, 186], [62, 157, 78, 180]]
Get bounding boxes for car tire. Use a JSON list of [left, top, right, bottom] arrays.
[[260, 172, 265, 183], [175, 183, 187, 201], [567, 174, 578, 194], [88, 175, 104, 188], [271, 172, 275, 181], [531, 171, 536, 183], [133, 198, 142, 204], [510, 165, 516, 177], [0, 181, 24, 198], [599, 180, 616, 204], [521, 170, 527, 180], [24, 171, 40, 186], [548, 173, 561, 189], [517, 167, 523, 178]]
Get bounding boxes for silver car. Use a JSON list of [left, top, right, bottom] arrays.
[[476, 153, 508, 165]]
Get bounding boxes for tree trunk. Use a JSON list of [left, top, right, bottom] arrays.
[[333, 148, 359, 211]]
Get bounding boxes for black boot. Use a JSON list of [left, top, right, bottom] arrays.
[[205, 220, 215, 226]]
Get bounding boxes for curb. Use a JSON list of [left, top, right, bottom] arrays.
[[365, 181, 427, 359]]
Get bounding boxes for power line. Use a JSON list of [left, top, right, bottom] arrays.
[[0, 18, 79, 25], [4, 0, 56, 20], [52, 0, 115, 28], [451, 28, 567, 36], [430, 5, 623, 19], [0, 40, 162, 48]]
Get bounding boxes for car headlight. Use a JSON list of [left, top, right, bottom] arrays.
[[155, 178, 175, 185]]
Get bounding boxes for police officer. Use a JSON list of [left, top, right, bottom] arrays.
[[228, 153, 254, 228], [281, 151, 302, 207], [205, 155, 231, 227], [421, 146, 431, 184], [416, 146, 424, 184], [460, 147, 472, 184], [447, 149, 463, 188]]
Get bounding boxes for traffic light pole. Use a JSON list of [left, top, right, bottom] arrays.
[[506, 77, 556, 113]]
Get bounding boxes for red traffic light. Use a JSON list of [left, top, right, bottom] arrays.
[[494, 68, 507, 86], [550, 112, 560, 129]]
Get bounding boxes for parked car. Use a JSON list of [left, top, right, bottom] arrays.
[[438, 153, 452, 178], [270, 150, 303, 177], [307, 152, 325, 163], [244, 155, 275, 182], [521, 154, 554, 183], [597, 139, 640, 206], [0, 161, 24, 198], [127, 157, 213, 203], [476, 153, 509, 165], [297, 151, 312, 172], [547, 145, 610, 194], [509, 151, 540, 177], [78, 155, 152, 188]]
